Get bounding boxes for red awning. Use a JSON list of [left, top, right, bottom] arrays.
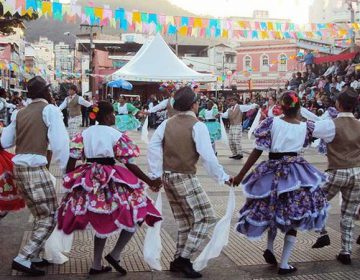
[[314, 52, 358, 64]]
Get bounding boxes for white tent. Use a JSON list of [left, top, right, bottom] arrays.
[[109, 33, 216, 83]]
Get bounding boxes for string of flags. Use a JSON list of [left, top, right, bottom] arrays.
[[1, 0, 358, 41]]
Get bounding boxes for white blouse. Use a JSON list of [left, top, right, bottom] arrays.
[[270, 117, 307, 153], [204, 109, 215, 120], [117, 103, 128, 114], [82, 125, 123, 158]]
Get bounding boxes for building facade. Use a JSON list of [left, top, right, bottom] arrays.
[[32, 37, 55, 82], [54, 42, 74, 77]]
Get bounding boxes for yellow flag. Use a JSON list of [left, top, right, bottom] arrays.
[[94, 7, 104, 20], [132, 11, 141, 23], [179, 26, 188, 36], [194, 18, 203, 28]]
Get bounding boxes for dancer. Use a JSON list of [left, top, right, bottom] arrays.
[[199, 100, 221, 155], [114, 95, 142, 132], [147, 82, 179, 118], [148, 86, 230, 278], [232, 91, 328, 275], [59, 84, 92, 138], [1, 76, 69, 276], [221, 95, 258, 159], [309, 89, 360, 265], [57, 101, 162, 275]]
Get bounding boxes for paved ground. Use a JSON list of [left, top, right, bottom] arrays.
[[1, 129, 360, 280]]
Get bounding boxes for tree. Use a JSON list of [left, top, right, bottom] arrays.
[[0, 3, 38, 35]]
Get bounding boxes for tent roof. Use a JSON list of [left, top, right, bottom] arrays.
[[109, 34, 216, 83]]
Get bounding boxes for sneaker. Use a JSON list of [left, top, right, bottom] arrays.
[[312, 234, 330, 248], [170, 257, 202, 278], [12, 261, 45, 276], [336, 253, 351, 265]]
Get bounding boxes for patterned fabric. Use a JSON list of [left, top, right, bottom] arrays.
[[237, 156, 328, 238], [162, 173, 216, 259], [58, 134, 161, 237], [67, 115, 82, 139], [323, 167, 360, 254], [14, 166, 57, 260], [0, 150, 25, 211], [229, 124, 242, 156], [254, 117, 315, 150]]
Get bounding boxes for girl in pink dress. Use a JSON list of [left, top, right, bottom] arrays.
[[57, 101, 162, 275]]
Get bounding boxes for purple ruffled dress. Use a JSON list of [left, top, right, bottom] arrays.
[[236, 117, 329, 238]]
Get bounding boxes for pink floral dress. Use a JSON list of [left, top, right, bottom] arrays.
[[57, 130, 162, 237]]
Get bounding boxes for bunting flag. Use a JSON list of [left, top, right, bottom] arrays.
[[4, 0, 356, 41]]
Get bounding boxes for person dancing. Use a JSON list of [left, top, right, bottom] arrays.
[[232, 91, 329, 275]]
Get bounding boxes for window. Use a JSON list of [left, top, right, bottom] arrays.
[[243, 55, 252, 71], [278, 54, 287, 72], [261, 54, 269, 72]]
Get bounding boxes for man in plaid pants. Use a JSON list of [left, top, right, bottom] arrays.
[[311, 88, 360, 265], [148, 86, 230, 278], [1, 76, 69, 276], [222, 95, 257, 160]]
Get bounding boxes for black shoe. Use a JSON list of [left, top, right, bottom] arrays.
[[170, 257, 202, 278], [357, 235, 360, 245], [105, 254, 127, 275], [0, 211, 8, 220], [278, 265, 297, 275], [12, 260, 45, 276], [229, 155, 237, 159], [32, 259, 51, 267], [263, 249, 277, 265], [312, 234, 330, 248], [337, 253, 351, 265], [89, 266, 112, 275], [233, 154, 244, 160]]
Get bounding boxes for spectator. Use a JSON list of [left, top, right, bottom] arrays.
[[350, 76, 360, 90], [81, 95, 90, 127], [302, 49, 315, 66], [289, 73, 300, 90], [324, 62, 335, 77], [336, 76, 345, 92]]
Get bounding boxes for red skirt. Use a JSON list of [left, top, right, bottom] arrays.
[[0, 150, 25, 211]]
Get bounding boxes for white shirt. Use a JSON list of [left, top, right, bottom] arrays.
[[117, 103, 128, 114], [147, 111, 229, 184], [0, 98, 16, 112], [59, 95, 92, 111], [263, 117, 307, 153], [324, 65, 335, 77], [336, 81, 345, 92], [351, 80, 359, 90], [203, 109, 216, 120], [313, 113, 356, 144], [222, 104, 257, 119], [148, 98, 169, 113], [1, 99, 70, 169], [80, 125, 123, 158]]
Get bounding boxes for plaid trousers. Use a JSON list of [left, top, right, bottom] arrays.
[[14, 165, 58, 260], [162, 173, 216, 259], [324, 167, 360, 254], [229, 124, 243, 156]]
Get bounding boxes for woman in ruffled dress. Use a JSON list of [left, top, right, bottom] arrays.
[[232, 91, 329, 275], [0, 122, 25, 219], [114, 95, 142, 132], [57, 101, 162, 275], [198, 100, 221, 154]]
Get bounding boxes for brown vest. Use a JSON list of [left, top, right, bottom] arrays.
[[166, 98, 179, 118], [68, 95, 81, 118], [15, 101, 48, 157], [229, 105, 243, 125], [327, 117, 360, 170], [163, 114, 200, 174]]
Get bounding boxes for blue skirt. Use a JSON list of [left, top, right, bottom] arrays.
[[204, 121, 221, 143], [115, 115, 141, 132]]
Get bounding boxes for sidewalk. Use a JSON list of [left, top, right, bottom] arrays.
[[0, 131, 359, 280]]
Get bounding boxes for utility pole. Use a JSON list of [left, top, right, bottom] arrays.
[[80, 24, 102, 94], [175, 31, 179, 57], [348, 0, 356, 52]]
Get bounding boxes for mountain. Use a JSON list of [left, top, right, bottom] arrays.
[[25, 0, 195, 44]]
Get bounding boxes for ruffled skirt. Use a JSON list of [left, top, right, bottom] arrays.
[[57, 163, 162, 237], [0, 150, 25, 211], [115, 114, 141, 132], [204, 121, 221, 143], [236, 157, 329, 238]]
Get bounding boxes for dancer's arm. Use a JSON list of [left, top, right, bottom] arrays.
[[125, 163, 162, 192], [66, 158, 77, 173], [233, 149, 263, 186]]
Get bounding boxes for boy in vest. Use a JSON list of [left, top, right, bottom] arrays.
[[59, 84, 92, 139], [148, 86, 230, 278], [312, 88, 360, 265], [222, 95, 258, 160], [1, 76, 70, 276]]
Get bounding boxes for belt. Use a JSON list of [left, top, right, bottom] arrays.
[[117, 114, 125, 116], [87, 157, 116, 165], [268, 152, 298, 160], [205, 119, 217, 122]]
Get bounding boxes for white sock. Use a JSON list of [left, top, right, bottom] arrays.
[[280, 235, 296, 269], [267, 230, 276, 253], [14, 256, 31, 268]]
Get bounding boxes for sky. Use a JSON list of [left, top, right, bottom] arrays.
[[168, 0, 315, 24]]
